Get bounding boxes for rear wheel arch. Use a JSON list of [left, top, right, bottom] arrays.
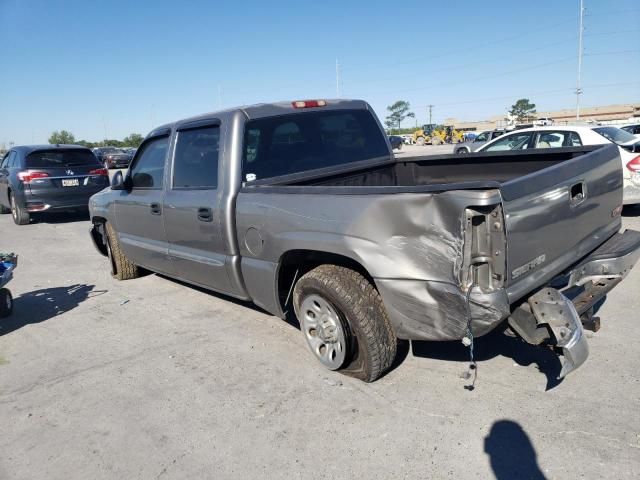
[[276, 249, 375, 313]]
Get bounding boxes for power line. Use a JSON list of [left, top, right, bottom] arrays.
[[413, 82, 640, 110]]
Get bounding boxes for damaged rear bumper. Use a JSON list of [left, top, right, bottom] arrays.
[[509, 229, 640, 377], [377, 229, 640, 377]]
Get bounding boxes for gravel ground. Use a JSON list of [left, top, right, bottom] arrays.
[[1, 203, 639, 480]]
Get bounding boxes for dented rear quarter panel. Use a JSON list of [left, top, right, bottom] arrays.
[[235, 188, 506, 340]]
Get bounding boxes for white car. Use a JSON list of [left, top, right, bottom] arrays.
[[476, 125, 640, 204], [534, 117, 554, 126]]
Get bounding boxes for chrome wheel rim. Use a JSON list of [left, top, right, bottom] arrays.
[[4, 292, 11, 311], [300, 294, 347, 370], [10, 195, 16, 219]]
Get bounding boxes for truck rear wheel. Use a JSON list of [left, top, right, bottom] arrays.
[[0, 288, 13, 318], [105, 223, 140, 280], [293, 265, 397, 382]]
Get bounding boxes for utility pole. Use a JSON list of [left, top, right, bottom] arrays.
[[576, 0, 585, 120], [428, 104, 434, 126], [335, 58, 341, 98]]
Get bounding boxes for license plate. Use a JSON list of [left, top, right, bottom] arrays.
[[62, 178, 79, 187]]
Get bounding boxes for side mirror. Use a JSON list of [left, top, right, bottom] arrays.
[[111, 170, 126, 190]]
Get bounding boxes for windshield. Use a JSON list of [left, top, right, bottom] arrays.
[[26, 149, 100, 168], [242, 109, 389, 181], [592, 127, 636, 145]]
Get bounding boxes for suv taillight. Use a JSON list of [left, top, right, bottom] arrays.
[[626, 156, 640, 172], [89, 168, 108, 176], [17, 170, 50, 183]]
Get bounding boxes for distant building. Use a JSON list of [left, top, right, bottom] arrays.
[[444, 103, 640, 132]]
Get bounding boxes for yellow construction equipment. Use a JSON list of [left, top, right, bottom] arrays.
[[413, 124, 464, 145]]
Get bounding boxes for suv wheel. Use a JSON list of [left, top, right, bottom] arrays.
[[293, 265, 397, 382], [10, 192, 30, 225], [105, 223, 140, 280]]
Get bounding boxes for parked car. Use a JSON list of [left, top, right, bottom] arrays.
[[455, 130, 505, 154], [388, 135, 403, 150], [621, 123, 640, 137], [102, 149, 134, 169], [534, 117, 554, 126], [474, 125, 640, 204], [0, 145, 109, 225], [92, 146, 120, 163], [89, 99, 639, 382]]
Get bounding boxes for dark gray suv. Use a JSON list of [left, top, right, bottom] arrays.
[[0, 145, 109, 225]]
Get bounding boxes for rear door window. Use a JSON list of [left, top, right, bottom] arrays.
[[25, 149, 99, 168], [483, 132, 532, 152], [242, 109, 389, 181], [534, 131, 582, 148], [173, 125, 220, 189], [130, 136, 169, 189]]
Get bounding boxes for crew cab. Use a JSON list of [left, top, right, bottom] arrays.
[[89, 99, 640, 382]]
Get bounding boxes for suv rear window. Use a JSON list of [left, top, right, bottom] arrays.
[[26, 149, 99, 168], [242, 109, 389, 181]]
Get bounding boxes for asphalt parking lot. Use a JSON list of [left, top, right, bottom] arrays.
[[1, 195, 640, 479]]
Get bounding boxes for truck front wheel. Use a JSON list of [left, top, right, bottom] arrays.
[[105, 223, 140, 280], [293, 265, 397, 382]]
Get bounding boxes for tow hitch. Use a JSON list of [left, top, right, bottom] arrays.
[[509, 288, 589, 379]]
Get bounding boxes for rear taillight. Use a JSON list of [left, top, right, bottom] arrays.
[[17, 170, 50, 183], [89, 168, 108, 176], [292, 100, 327, 108], [626, 156, 640, 172]]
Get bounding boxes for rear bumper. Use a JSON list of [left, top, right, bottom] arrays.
[[21, 187, 107, 212], [378, 229, 640, 375], [509, 229, 640, 377]]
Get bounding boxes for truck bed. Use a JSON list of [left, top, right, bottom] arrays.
[[260, 146, 602, 190]]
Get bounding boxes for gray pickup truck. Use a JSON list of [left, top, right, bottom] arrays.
[[89, 99, 640, 382]]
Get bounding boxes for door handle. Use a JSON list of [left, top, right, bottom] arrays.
[[197, 207, 213, 222], [150, 203, 162, 215]]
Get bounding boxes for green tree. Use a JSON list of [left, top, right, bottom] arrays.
[[509, 98, 537, 123], [385, 100, 415, 130], [122, 133, 144, 148], [48, 130, 76, 144]]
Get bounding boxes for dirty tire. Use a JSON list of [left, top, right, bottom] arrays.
[[293, 265, 397, 382], [10, 192, 29, 225], [0, 288, 13, 318], [105, 222, 139, 280]]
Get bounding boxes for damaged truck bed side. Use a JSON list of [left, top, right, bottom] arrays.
[[89, 99, 640, 382]]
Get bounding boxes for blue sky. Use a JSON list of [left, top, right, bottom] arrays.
[[1, 0, 638, 145]]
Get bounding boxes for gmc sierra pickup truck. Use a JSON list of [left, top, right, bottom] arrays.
[[89, 99, 640, 382]]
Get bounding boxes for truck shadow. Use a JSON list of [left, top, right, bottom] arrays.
[[411, 327, 563, 391], [622, 205, 640, 217], [0, 284, 103, 336], [157, 274, 302, 331]]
